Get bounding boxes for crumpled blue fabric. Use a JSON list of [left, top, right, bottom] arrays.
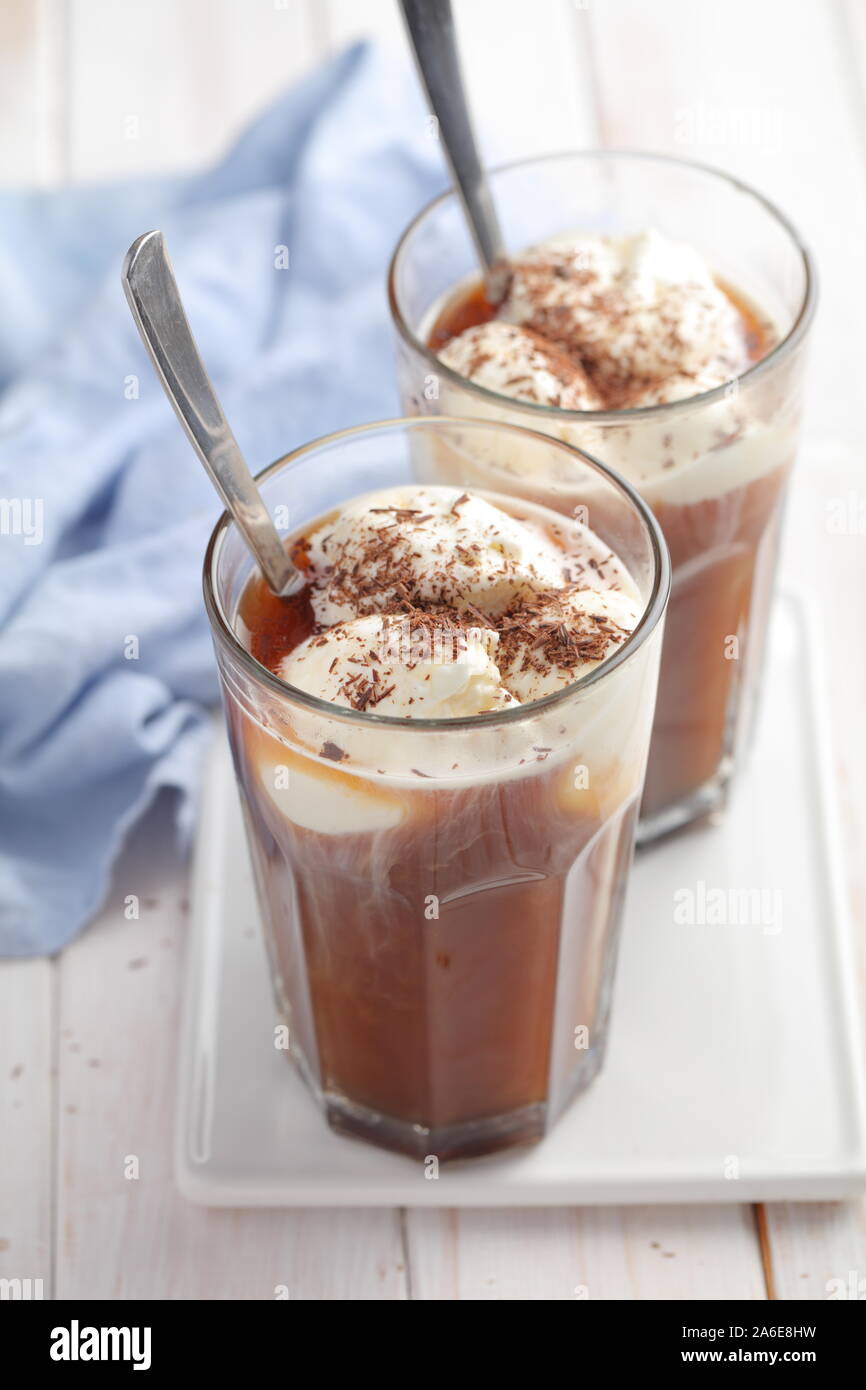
[[0, 43, 444, 955]]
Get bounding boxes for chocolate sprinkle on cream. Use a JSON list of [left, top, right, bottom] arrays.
[[320, 741, 347, 762], [277, 486, 642, 725], [438, 230, 775, 415]]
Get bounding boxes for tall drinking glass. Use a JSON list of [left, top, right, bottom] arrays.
[[204, 418, 669, 1160], [388, 152, 816, 840]]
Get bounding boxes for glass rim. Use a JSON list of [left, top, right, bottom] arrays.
[[387, 147, 818, 425], [202, 415, 671, 733]]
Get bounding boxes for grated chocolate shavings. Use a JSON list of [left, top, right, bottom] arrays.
[[320, 741, 347, 762]]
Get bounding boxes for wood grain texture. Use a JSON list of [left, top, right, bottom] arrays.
[[65, 0, 321, 180], [406, 1205, 766, 1301], [54, 799, 407, 1300], [324, 0, 597, 161], [0, 0, 66, 185], [0, 958, 54, 1295], [763, 1202, 866, 1301]]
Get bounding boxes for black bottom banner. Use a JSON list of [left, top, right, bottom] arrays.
[[5, 1295, 860, 1373]]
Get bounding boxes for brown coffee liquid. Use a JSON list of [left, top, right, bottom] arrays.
[[427, 281, 498, 352], [641, 463, 790, 819], [236, 537, 315, 674], [227, 688, 637, 1157]]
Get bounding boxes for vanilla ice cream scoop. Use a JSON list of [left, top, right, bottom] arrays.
[[279, 612, 517, 718], [304, 485, 566, 627], [497, 586, 643, 703], [496, 229, 747, 407], [439, 320, 602, 410]]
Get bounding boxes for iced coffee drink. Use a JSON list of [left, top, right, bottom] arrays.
[[204, 419, 668, 1160], [389, 153, 815, 839]]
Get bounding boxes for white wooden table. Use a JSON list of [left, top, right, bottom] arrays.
[[2, 0, 866, 1300]]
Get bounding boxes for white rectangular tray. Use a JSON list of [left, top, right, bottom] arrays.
[[176, 589, 866, 1205]]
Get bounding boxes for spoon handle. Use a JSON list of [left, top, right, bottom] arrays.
[[399, 0, 508, 298], [122, 230, 303, 597]]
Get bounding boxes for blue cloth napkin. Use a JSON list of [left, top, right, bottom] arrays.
[[0, 43, 444, 956]]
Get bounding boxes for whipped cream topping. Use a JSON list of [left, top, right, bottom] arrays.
[[301, 485, 565, 627], [499, 229, 750, 407], [439, 320, 602, 410], [427, 230, 787, 506], [438, 229, 758, 412], [278, 485, 640, 721], [498, 587, 643, 703], [280, 612, 517, 719]]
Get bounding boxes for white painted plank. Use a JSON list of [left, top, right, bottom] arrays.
[[322, 0, 404, 52], [586, 0, 866, 435], [587, 0, 866, 1301], [0, 958, 54, 1295], [66, 0, 322, 180], [841, 0, 866, 119], [763, 1203, 866, 1301], [407, 1206, 766, 1300], [55, 799, 407, 1299], [0, 0, 66, 187], [325, 0, 596, 161]]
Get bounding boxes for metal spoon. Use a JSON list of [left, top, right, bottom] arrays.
[[399, 0, 510, 303], [122, 230, 305, 597]]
